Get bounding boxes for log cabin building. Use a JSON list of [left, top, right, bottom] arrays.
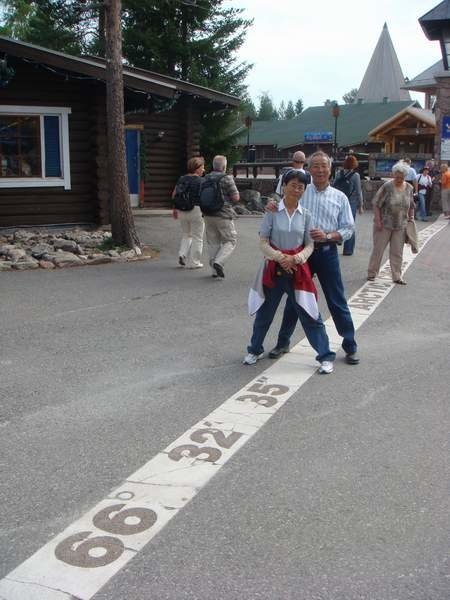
[[0, 37, 240, 228]]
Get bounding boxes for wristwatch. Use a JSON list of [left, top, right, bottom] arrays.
[[325, 233, 332, 241]]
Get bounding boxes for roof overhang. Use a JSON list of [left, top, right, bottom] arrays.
[[419, 1, 450, 40], [0, 36, 174, 98], [368, 107, 436, 137], [0, 36, 241, 108]]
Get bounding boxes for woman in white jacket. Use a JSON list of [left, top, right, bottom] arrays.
[[416, 166, 433, 221]]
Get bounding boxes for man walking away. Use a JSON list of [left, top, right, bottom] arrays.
[[201, 155, 240, 278]]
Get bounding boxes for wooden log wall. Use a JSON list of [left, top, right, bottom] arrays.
[[92, 92, 109, 226], [0, 57, 101, 227], [126, 96, 202, 209]]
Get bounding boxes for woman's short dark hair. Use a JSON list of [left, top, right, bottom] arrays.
[[283, 169, 308, 187], [343, 155, 358, 170], [187, 156, 205, 173]]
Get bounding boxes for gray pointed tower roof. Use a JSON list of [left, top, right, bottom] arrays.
[[356, 23, 411, 102]]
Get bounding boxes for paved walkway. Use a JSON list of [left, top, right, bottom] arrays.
[[1, 213, 449, 600]]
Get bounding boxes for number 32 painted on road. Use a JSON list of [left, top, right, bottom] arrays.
[[54, 380, 289, 569]]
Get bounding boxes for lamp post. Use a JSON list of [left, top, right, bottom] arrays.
[[244, 115, 253, 162], [331, 102, 340, 159], [244, 115, 253, 177], [419, 1, 450, 162]]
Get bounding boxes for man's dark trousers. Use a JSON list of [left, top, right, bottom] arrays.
[[275, 244, 357, 354]]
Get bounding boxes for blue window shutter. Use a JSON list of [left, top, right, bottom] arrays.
[[44, 116, 61, 177]]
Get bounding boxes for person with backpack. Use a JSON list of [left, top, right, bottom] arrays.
[[172, 156, 205, 269], [199, 155, 240, 278], [332, 155, 363, 256]]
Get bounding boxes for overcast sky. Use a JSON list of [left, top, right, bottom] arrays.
[[226, 0, 441, 109]]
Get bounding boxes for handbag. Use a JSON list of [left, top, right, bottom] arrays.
[[404, 220, 419, 254]]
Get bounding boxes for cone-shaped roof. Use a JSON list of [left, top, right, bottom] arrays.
[[356, 23, 411, 103]]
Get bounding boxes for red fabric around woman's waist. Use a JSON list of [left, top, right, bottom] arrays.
[[262, 244, 317, 297]]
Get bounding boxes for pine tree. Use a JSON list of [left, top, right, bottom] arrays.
[[278, 100, 286, 120], [105, 0, 140, 249], [342, 88, 358, 104], [257, 92, 278, 121], [285, 100, 296, 119], [0, 0, 99, 54], [295, 98, 304, 115], [121, 1, 252, 162], [0, 0, 253, 162]]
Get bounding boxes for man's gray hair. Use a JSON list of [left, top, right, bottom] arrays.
[[213, 155, 227, 172], [392, 161, 409, 177], [308, 151, 332, 168]]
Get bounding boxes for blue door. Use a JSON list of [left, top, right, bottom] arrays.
[[125, 129, 140, 206]]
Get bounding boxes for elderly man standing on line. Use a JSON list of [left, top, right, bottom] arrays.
[[203, 155, 240, 278], [275, 150, 311, 196], [269, 151, 360, 365]]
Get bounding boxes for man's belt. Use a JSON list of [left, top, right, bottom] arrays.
[[314, 241, 338, 249]]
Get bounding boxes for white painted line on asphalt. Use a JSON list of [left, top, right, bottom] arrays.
[[0, 218, 447, 600]]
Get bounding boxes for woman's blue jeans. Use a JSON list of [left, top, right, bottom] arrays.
[[247, 273, 335, 363], [275, 245, 357, 356], [417, 192, 427, 220]]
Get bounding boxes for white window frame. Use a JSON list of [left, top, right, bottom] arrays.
[[0, 105, 71, 190]]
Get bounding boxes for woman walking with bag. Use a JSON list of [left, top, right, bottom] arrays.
[[367, 161, 415, 285], [172, 156, 205, 269]]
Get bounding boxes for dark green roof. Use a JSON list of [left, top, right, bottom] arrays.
[[237, 101, 416, 149]]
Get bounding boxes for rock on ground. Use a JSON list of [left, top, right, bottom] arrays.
[[0, 228, 158, 272]]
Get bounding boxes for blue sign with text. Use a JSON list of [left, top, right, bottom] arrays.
[[304, 132, 333, 142]]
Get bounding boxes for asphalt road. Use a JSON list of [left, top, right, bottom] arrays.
[[1, 211, 449, 600]]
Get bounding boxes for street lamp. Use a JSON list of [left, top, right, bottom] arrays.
[[244, 115, 253, 162], [419, 1, 450, 161], [331, 101, 340, 158]]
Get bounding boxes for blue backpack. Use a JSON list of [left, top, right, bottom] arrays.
[[173, 176, 196, 211], [199, 174, 226, 215]]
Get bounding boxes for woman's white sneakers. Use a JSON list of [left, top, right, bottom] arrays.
[[242, 352, 264, 365], [243, 354, 334, 373], [319, 361, 334, 374]]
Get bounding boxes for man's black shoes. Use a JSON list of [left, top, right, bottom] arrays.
[[213, 263, 225, 278], [268, 346, 290, 359], [345, 353, 360, 365]]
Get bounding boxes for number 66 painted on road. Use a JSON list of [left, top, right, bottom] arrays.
[[54, 503, 157, 568]]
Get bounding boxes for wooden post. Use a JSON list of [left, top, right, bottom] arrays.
[[104, 0, 140, 249]]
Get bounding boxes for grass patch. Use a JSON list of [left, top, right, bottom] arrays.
[[96, 238, 129, 253]]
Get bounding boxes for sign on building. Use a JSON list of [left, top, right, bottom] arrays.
[[304, 132, 333, 143], [441, 116, 450, 160]]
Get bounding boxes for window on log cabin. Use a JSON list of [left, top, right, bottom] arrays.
[[0, 106, 71, 189]]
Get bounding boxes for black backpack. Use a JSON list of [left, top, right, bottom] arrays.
[[333, 170, 354, 199], [173, 176, 196, 211], [199, 174, 226, 215]]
